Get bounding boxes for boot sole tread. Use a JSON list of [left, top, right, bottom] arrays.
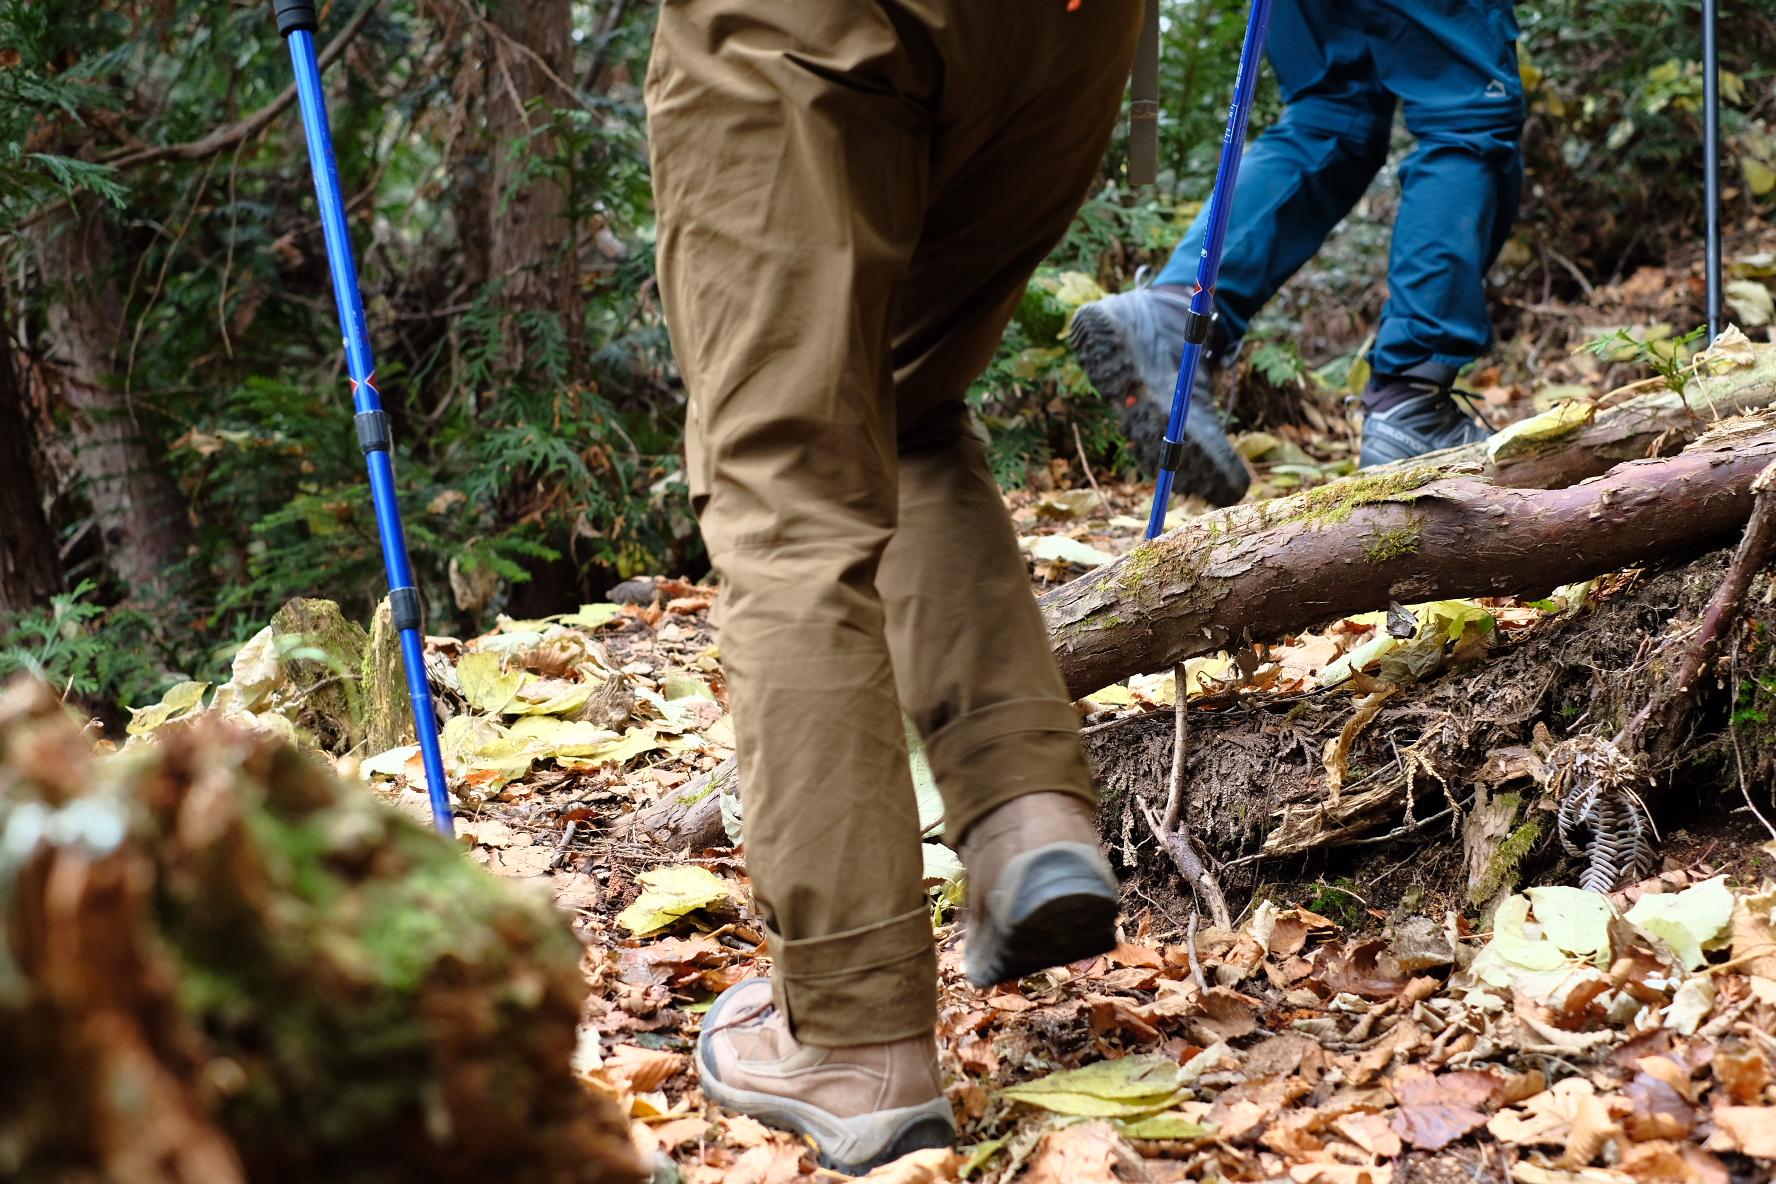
[[1068, 305, 1249, 507]]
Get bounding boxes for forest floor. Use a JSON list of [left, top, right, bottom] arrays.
[[334, 489, 1775, 1184], [118, 241, 1776, 1183]]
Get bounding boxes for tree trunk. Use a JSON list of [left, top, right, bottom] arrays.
[[0, 289, 61, 614], [485, 0, 579, 365], [1042, 409, 1776, 698], [34, 206, 191, 598]]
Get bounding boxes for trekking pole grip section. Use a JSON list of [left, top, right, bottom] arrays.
[[273, 0, 318, 36]]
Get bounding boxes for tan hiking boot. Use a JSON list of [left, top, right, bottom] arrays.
[[695, 977, 956, 1175], [959, 792, 1118, 987]]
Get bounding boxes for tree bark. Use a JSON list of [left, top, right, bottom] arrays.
[[0, 288, 61, 614], [34, 207, 191, 598], [1452, 349, 1776, 489], [484, 0, 579, 364], [1042, 409, 1776, 699]]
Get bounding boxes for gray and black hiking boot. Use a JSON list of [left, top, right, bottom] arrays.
[[1068, 286, 1250, 506], [1357, 375, 1493, 468], [697, 977, 956, 1175], [959, 792, 1119, 988]]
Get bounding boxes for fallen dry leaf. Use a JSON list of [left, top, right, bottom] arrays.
[[1191, 987, 1260, 1042], [1705, 1104, 1776, 1158], [859, 1147, 963, 1182], [1022, 1119, 1151, 1184], [1490, 1079, 1606, 1148], [1388, 1069, 1500, 1151], [1333, 1111, 1403, 1159], [1620, 1073, 1694, 1142], [1288, 1165, 1393, 1184], [723, 1138, 811, 1184], [1711, 1044, 1770, 1106], [1618, 1140, 1729, 1184], [601, 1043, 688, 1093]]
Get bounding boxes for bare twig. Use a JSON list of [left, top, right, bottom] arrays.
[[1138, 793, 1231, 930], [103, 1, 381, 170], [1135, 671, 1232, 928], [1184, 909, 1207, 994], [547, 819, 580, 870], [1072, 421, 1109, 517], [1620, 458, 1776, 750], [1161, 664, 1188, 833]]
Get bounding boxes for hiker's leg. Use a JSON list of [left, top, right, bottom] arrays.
[[1150, 0, 1393, 341], [1368, 0, 1524, 379], [880, 3, 1141, 848], [648, 0, 938, 1046]]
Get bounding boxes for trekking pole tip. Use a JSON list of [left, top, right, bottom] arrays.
[[272, 0, 318, 37]]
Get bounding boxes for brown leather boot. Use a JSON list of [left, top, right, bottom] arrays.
[[696, 977, 956, 1174], [958, 791, 1118, 987]]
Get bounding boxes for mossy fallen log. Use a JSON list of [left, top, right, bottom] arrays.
[[1042, 409, 1776, 698], [0, 679, 641, 1184]]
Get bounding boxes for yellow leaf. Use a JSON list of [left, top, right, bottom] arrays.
[[1001, 1056, 1187, 1118], [1625, 874, 1734, 969], [1726, 279, 1774, 327], [616, 865, 732, 936], [1083, 684, 1137, 708], [456, 651, 525, 713], [557, 603, 625, 629], [1050, 271, 1106, 309], [506, 677, 595, 716], [1117, 1112, 1213, 1140], [662, 673, 714, 701], [1486, 400, 1595, 462], [557, 728, 662, 770], [506, 716, 621, 757], [1743, 156, 1776, 198], [126, 681, 210, 736]]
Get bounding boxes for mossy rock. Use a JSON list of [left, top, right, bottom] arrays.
[[0, 678, 640, 1184]]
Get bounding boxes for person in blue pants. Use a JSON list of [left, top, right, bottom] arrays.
[[1069, 0, 1526, 505]]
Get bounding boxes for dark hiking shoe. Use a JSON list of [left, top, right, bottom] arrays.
[[696, 978, 956, 1175], [959, 792, 1118, 988], [1358, 377, 1493, 467], [1068, 288, 1250, 506]]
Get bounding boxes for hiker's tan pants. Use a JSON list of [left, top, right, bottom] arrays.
[[647, 0, 1141, 1045]]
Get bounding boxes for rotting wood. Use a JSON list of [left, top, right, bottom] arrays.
[[617, 757, 734, 851]]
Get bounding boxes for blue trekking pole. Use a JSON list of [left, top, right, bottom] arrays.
[[1145, 0, 1275, 540], [272, 0, 455, 837]]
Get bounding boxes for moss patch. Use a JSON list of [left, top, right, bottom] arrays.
[[1274, 465, 1441, 529], [1364, 516, 1424, 563], [1470, 803, 1542, 905]]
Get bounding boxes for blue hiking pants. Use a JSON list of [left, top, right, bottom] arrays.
[[1152, 0, 1525, 382]]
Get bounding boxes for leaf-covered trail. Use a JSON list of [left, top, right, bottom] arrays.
[[322, 536, 1776, 1184]]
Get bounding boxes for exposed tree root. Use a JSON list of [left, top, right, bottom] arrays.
[[1085, 545, 1776, 910]]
